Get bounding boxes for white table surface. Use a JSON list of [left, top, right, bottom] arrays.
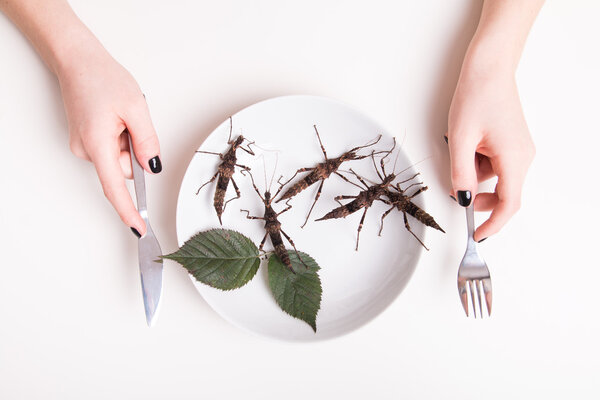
[[1, 1, 599, 398]]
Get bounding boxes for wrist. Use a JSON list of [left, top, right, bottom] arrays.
[[459, 36, 518, 86], [51, 29, 109, 78]]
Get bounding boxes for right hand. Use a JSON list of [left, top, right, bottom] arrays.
[[57, 47, 161, 237], [447, 62, 535, 242]]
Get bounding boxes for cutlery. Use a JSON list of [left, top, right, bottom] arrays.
[[128, 132, 163, 326], [457, 203, 492, 318]]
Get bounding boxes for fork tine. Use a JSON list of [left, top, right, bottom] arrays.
[[468, 280, 477, 318], [458, 280, 469, 317], [475, 280, 483, 318], [482, 278, 492, 316]]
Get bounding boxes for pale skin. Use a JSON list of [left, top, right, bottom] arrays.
[[1, 0, 543, 241], [0, 0, 159, 236], [448, 0, 544, 241]]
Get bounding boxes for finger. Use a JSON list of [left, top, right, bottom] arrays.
[[476, 154, 495, 183], [90, 141, 146, 236], [474, 192, 497, 212], [448, 129, 478, 207], [124, 97, 161, 174], [69, 137, 91, 161], [119, 150, 133, 179], [474, 164, 523, 242]]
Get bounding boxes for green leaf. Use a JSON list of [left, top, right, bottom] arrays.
[[163, 229, 260, 290], [268, 251, 322, 332]]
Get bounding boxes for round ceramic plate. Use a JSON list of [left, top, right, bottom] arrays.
[[176, 95, 425, 341]]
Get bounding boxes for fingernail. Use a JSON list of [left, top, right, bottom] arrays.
[[478, 237, 487, 243], [449, 195, 457, 202], [149, 156, 162, 173], [457, 190, 472, 207], [130, 227, 141, 238], [444, 135, 448, 144]]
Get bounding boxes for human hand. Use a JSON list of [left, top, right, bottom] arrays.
[[447, 64, 535, 242], [56, 46, 161, 237]]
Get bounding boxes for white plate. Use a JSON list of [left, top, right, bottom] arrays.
[[176, 95, 425, 341]]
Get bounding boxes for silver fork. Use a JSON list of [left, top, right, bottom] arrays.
[[457, 203, 492, 318]]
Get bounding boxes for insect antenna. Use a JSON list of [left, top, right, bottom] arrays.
[[392, 147, 402, 173], [227, 116, 233, 143], [269, 153, 279, 193], [261, 154, 268, 192], [394, 155, 433, 178]]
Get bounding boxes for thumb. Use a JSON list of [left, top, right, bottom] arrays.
[[448, 130, 478, 207], [125, 98, 162, 174]]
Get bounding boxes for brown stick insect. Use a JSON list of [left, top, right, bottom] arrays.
[[195, 117, 255, 225], [378, 182, 445, 250], [240, 166, 307, 273], [275, 125, 382, 228], [314, 139, 399, 251]]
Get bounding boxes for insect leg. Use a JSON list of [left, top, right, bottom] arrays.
[[355, 207, 369, 251], [280, 229, 309, 269], [408, 186, 428, 198], [240, 138, 256, 155], [397, 173, 420, 185], [258, 232, 268, 252], [301, 180, 324, 228], [234, 163, 251, 171], [370, 151, 384, 181], [274, 175, 288, 199], [334, 171, 364, 191], [196, 171, 219, 195], [334, 194, 356, 207], [350, 134, 383, 153], [401, 181, 424, 193], [240, 209, 264, 220], [403, 212, 429, 250], [313, 125, 328, 161], [276, 199, 293, 216], [278, 167, 315, 189], [196, 150, 224, 158], [378, 205, 396, 236], [222, 177, 241, 212], [240, 169, 265, 201], [348, 169, 370, 189], [378, 137, 397, 176]]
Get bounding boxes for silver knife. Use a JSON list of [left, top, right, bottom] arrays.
[[128, 132, 163, 327]]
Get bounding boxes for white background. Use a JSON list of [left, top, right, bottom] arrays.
[[1, 0, 599, 398]]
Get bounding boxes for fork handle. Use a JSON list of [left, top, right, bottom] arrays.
[[465, 203, 477, 250]]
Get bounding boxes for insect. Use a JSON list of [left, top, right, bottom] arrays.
[[196, 117, 255, 225], [315, 139, 398, 251], [275, 125, 382, 228], [240, 168, 307, 273], [379, 181, 445, 251]]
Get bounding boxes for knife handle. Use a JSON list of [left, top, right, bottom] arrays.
[[127, 131, 148, 216]]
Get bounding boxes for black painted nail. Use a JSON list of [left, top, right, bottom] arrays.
[[457, 190, 472, 207], [478, 237, 487, 243], [444, 135, 448, 144], [449, 195, 457, 202], [149, 156, 162, 173], [130, 227, 141, 238]]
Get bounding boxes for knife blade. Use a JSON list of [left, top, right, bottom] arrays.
[[128, 132, 163, 327]]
